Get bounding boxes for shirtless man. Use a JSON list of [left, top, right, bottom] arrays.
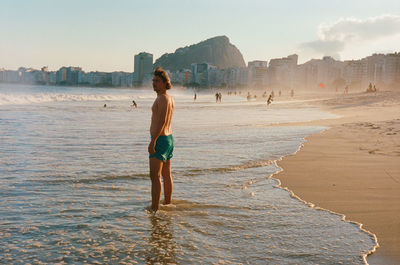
[[148, 67, 175, 212]]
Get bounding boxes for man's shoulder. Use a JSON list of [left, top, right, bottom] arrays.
[[156, 94, 172, 107], [157, 93, 173, 101]]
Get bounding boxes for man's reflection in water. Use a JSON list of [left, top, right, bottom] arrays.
[[146, 214, 178, 264]]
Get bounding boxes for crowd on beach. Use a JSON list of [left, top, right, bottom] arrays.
[[193, 89, 282, 105], [101, 87, 313, 109], [102, 83, 380, 109]]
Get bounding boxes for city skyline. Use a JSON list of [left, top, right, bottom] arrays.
[[2, 52, 398, 91], [1, 0, 400, 72], [2, 50, 398, 73]]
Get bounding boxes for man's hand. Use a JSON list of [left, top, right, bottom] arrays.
[[148, 139, 156, 154]]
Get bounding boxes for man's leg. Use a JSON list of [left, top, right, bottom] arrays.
[[162, 159, 173, 204], [149, 157, 163, 212]]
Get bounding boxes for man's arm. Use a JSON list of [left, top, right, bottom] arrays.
[[148, 96, 168, 154]]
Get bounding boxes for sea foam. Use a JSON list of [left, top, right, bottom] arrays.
[[0, 93, 135, 106]]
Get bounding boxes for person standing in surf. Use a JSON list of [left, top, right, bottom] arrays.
[[148, 66, 175, 213]]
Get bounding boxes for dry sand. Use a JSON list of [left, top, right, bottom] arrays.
[[273, 90, 400, 265]]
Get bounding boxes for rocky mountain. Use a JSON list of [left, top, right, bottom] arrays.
[[154, 36, 246, 71]]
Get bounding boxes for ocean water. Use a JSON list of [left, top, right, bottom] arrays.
[[0, 84, 376, 264]]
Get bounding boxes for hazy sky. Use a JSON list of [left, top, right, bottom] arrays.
[[1, 0, 399, 72]]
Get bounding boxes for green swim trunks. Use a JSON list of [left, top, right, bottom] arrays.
[[149, 135, 174, 162]]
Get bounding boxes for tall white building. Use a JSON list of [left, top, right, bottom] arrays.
[[296, 56, 343, 90], [343, 60, 368, 89], [248, 60, 268, 88], [133, 52, 153, 87], [191, 63, 217, 87], [383, 53, 400, 86], [268, 54, 298, 89]]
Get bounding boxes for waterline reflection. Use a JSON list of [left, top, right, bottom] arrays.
[[146, 214, 178, 264]]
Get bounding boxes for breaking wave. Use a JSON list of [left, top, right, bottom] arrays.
[[0, 92, 135, 105]]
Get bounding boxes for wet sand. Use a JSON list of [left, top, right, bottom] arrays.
[[274, 90, 400, 264]]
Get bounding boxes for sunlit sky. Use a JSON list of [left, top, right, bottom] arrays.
[[1, 0, 399, 72]]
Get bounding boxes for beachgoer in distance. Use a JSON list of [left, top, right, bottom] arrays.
[[148, 66, 175, 213], [132, 100, 137, 108], [194, 93, 197, 101], [368, 83, 373, 92], [215, 93, 219, 103], [104, 104, 107, 108], [267, 94, 273, 105]]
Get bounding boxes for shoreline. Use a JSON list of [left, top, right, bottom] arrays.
[[272, 90, 400, 264], [270, 166, 379, 264]]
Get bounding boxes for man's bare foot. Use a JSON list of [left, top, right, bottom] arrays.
[[145, 205, 157, 213], [161, 199, 171, 205]]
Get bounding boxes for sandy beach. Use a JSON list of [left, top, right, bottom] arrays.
[[274, 90, 400, 264]]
